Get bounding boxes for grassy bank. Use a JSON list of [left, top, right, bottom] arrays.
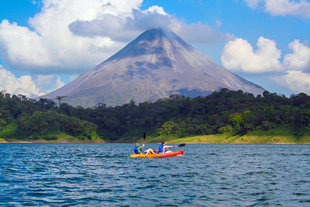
[[2, 127, 310, 144], [2, 132, 105, 143], [141, 127, 310, 144], [0, 138, 7, 143]]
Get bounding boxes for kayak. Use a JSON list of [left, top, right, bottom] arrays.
[[130, 150, 184, 158]]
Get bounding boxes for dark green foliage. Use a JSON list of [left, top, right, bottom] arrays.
[[0, 92, 98, 140], [56, 88, 310, 139], [2, 88, 310, 141], [17, 111, 97, 138]]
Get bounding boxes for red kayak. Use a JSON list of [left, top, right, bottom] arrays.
[[130, 150, 184, 158]]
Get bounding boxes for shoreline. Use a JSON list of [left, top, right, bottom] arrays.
[[1, 140, 310, 144], [2, 133, 310, 144]]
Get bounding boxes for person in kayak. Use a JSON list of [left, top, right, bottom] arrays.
[[158, 141, 174, 153], [134, 143, 155, 154]]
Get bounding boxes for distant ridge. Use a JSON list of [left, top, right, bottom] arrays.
[[42, 28, 264, 107]]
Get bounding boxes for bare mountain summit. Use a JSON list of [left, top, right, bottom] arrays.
[[43, 28, 264, 107]]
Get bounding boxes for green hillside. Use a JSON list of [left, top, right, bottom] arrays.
[[2, 89, 310, 144]]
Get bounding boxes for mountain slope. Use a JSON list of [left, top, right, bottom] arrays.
[[43, 28, 264, 107]]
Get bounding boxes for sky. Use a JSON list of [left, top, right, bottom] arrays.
[[0, 0, 310, 98]]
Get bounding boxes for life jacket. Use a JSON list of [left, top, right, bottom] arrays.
[[158, 144, 165, 153], [134, 146, 140, 154], [134, 146, 144, 154]]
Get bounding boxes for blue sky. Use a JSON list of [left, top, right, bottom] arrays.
[[0, 0, 310, 98]]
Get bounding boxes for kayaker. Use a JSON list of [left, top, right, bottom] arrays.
[[134, 143, 155, 154], [158, 141, 173, 153]]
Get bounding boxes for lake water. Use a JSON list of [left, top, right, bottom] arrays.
[[1, 143, 310, 206]]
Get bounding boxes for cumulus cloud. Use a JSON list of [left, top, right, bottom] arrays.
[[224, 38, 310, 96], [273, 70, 310, 93], [69, 4, 231, 44], [222, 36, 310, 93], [0, 0, 142, 73], [245, 0, 310, 18], [221, 37, 282, 73], [265, 0, 310, 18], [0, 0, 230, 74], [0, 65, 43, 97], [279, 41, 310, 93], [0, 20, 52, 67], [34, 74, 65, 93], [146, 5, 167, 15], [0, 65, 65, 97], [222, 36, 310, 74], [284, 40, 310, 70]]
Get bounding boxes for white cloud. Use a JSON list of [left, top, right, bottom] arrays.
[[55, 76, 65, 89], [34, 74, 65, 93], [244, 0, 262, 9], [0, 20, 52, 67], [0, 0, 230, 74], [69, 5, 231, 44], [0, 65, 43, 97], [222, 36, 310, 93], [0, 0, 142, 73], [174, 22, 233, 44], [34, 75, 56, 89], [0, 66, 64, 97], [274, 41, 310, 93], [274, 70, 310, 93], [284, 40, 310, 70], [265, 0, 310, 18], [145, 5, 167, 15], [222, 37, 310, 74], [221, 37, 282, 73], [245, 0, 310, 18]]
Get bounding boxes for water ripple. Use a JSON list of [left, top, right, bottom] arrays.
[[1, 143, 310, 206]]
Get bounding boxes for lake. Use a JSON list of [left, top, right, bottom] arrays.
[[1, 143, 310, 206]]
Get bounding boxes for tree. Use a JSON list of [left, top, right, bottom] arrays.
[[229, 112, 243, 135], [229, 110, 254, 135], [0, 111, 7, 131], [56, 96, 67, 106], [157, 120, 186, 137]]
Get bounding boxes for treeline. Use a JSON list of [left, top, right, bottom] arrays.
[[1, 89, 310, 141], [0, 93, 98, 141]]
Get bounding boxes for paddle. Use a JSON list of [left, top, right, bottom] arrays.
[[143, 132, 146, 142], [173, 143, 186, 148]]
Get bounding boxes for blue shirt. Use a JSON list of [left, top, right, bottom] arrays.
[[158, 144, 165, 153]]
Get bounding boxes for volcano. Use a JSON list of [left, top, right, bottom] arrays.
[[43, 28, 264, 107]]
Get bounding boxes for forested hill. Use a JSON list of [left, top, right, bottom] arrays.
[[1, 89, 310, 143], [0, 93, 100, 142]]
